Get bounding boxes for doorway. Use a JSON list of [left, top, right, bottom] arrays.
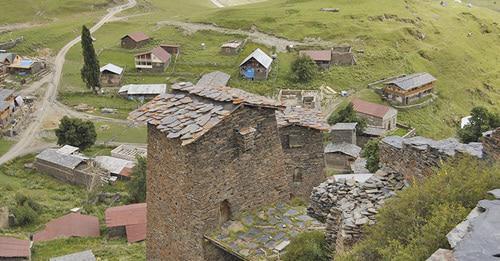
[[219, 200, 231, 225]]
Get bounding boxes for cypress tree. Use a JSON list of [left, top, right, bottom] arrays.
[[80, 25, 101, 93]]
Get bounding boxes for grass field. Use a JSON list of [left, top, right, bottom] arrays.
[[0, 139, 14, 157]]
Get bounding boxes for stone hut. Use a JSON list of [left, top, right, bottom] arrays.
[[276, 106, 329, 199], [220, 40, 245, 55], [121, 32, 150, 49], [129, 82, 288, 260], [352, 99, 397, 131], [331, 46, 356, 66], [324, 142, 361, 174], [299, 50, 333, 69], [100, 63, 124, 87], [240, 48, 273, 80], [330, 123, 357, 144]]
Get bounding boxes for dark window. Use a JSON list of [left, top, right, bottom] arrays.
[[293, 168, 303, 183], [219, 200, 231, 225], [288, 134, 303, 148]]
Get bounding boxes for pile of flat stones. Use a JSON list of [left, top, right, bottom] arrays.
[[308, 168, 408, 249]]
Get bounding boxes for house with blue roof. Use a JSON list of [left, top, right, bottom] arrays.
[[8, 58, 45, 75]]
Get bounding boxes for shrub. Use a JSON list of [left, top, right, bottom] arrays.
[[328, 103, 367, 133], [55, 116, 97, 150], [362, 138, 380, 172], [337, 156, 500, 261], [127, 157, 147, 203], [458, 106, 500, 143], [13, 203, 38, 226], [283, 231, 330, 261], [290, 55, 317, 83]]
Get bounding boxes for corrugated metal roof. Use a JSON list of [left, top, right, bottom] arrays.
[[125, 223, 147, 243], [240, 48, 273, 69], [196, 71, 231, 88], [95, 156, 135, 176], [352, 99, 394, 119], [36, 149, 86, 170], [50, 250, 96, 261], [122, 32, 150, 42], [33, 213, 100, 242], [105, 203, 147, 243], [56, 145, 80, 155], [100, 63, 123, 75], [0, 88, 15, 101], [324, 142, 361, 158], [119, 84, 167, 95], [299, 50, 332, 62], [151, 47, 171, 63], [385, 72, 436, 91], [0, 236, 30, 258], [111, 145, 147, 161]]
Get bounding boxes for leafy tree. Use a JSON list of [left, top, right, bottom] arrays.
[[55, 116, 97, 150], [458, 106, 500, 143], [362, 138, 380, 173], [283, 231, 330, 261], [291, 55, 317, 83], [80, 25, 101, 93], [328, 103, 367, 133], [127, 157, 147, 203]]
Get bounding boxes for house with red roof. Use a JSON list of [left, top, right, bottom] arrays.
[[105, 203, 146, 243], [33, 213, 100, 242], [299, 50, 333, 69], [0, 236, 31, 260], [352, 99, 398, 131], [121, 32, 151, 49], [134, 47, 171, 72]]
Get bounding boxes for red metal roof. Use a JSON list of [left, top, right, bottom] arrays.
[[352, 99, 391, 119], [0, 236, 30, 258], [151, 47, 171, 63], [299, 50, 332, 62], [123, 32, 150, 43], [105, 203, 147, 243], [33, 213, 100, 242]]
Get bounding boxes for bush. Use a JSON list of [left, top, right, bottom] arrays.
[[55, 116, 97, 150], [362, 138, 380, 172], [290, 55, 317, 83], [458, 106, 500, 143], [328, 103, 367, 133], [337, 156, 500, 261], [12, 193, 42, 226], [282, 231, 330, 261], [127, 157, 147, 203]]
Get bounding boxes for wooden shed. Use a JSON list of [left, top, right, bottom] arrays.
[[121, 32, 151, 49], [239, 48, 273, 81]]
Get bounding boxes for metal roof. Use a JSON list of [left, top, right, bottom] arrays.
[[385, 72, 436, 91], [299, 50, 332, 62], [0, 53, 16, 64], [36, 149, 86, 170], [119, 84, 167, 95], [196, 71, 231, 88], [122, 32, 150, 42], [0, 101, 10, 111], [111, 144, 147, 161], [50, 250, 96, 261], [105, 203, 147, 243], [100, 63, 123, 75], [56, 145, 79, 155], [331, 122, 358, 131], [0, 88, 15, 100], [95, 156, 135, 176], [0, 236, 30, 258], [324, 142, 361, 158], [33, 213, 100, 242], [240, 48, 273, 69], [352, 99, 395, 119]]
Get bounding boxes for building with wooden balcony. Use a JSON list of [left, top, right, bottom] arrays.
[[383, 73, 436, 105]]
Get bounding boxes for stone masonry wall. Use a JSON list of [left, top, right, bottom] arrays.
[[379, 136, 483, 180], [483, 128, 499, 162], [279, 125, 326, 199], [147, 105, 288, 261]]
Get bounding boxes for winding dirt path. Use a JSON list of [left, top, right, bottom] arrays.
[[0, 0, 137, 165]]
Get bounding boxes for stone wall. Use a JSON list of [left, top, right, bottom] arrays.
[[147, 105, 288, 261], [0, 207, 8, 229], [379, 136, 483, 180], [279, 125, 326, 199], [483, 128, 499, 162], [330, 129, 356, 144], [34, 160, 97, 189]]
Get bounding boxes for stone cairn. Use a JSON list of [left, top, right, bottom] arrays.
[[308, 168, 408, 252]]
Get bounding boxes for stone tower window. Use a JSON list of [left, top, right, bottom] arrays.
[[219, 200, 231, 225], [288, 134, 303, 148], [293, 168, 303, 183], [236, 127, 257, 152]]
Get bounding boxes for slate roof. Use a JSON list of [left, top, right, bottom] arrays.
[[0, 88, 15, 101], [275, 106, 329, 131], [100, 63, 123, 75], [299, 50, 332, 62], [324, 142, 361, 158], [122, 32, 150, 42], [331, 122, 357, 131], [119, 84, 167, 96], [0, 236, 30, 258], [352, 99, 394, 119], [36, 149, 86, 170], [385, 72, 436, 91], [95, 156, 135, 176], [105, 203, 147, 243], [33, 213, 100, 242], [196, 71, 231, 88], [129, 82, 282, 145], [50, 250, 96, 261], [240, 48, 273, 69]]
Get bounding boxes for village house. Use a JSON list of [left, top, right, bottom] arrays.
[[196, 71, 231, 88], [160, 44, 180, 56], [8, 58, 44, 75], [240, 48, 273, 80], [121, 32, 151, 49], [118, 84, 167, 100], [33, 212, 100, 242], [134, 47, 171, 72], [383, 72, 436, 105], [352, 99, 398, 131], [50, 250, 96, 261], [0, 52, 21, 74], [0, 236, 31, 260], [105, 203, 147, 243], [220, 40, 245, 55], [276, 106, 329, 199], [129, 82, 289, 260], [94, 156, 135, 179], [100, 63, 124, 87], [278, 89, 322, 111], [111, 144, 147, 162], [330, 122, 357, 144], [299, 50, 333, 69], [324, 142, 362, 174]]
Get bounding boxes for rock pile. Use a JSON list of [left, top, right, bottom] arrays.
[[308, 168, 408, 251]]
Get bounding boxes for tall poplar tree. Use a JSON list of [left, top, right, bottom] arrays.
[[80, 25, 101, 93]]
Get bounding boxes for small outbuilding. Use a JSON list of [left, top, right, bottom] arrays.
[[8, 58, 44, 75], [118, 84, 167, 100], [0, 236, 31, 260], [100, 63, 124, 87], [134, 47, 171, 72], [330, 122, 357, 144], [324, 142, 362, 174], [105, 203, 147, 243], [220, 40, 245, 55], [196, 71, 230, 88], [121, 32, 151, 49], [50, 250, 96, 261], [0, 52, 21, 74], [95, 156, 135, 179], [299, 50, 333, 69], [240, 48, 273, 80], [331, 46, 356, 66], [383, 72, 436, 105], [111, 144, 147, 162], [352, 99, 397, 131], [160, 44, 181, 56], [33, 212, 100, 242]]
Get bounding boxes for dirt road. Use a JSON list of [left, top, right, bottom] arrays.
[[0, 0, 137, 165]]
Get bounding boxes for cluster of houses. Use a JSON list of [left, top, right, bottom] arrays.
[[0, 51, 46, 77]]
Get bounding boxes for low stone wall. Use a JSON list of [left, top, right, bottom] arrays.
[[379, 136, 483, 180], [483, 128, 499, 162]]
